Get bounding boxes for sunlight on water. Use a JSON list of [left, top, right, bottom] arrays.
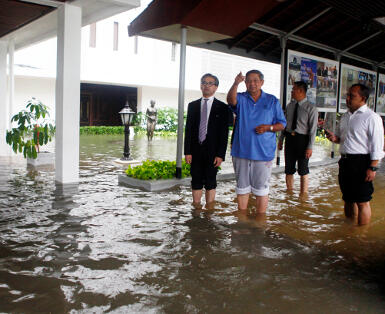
[[0, 135, 384, 312]]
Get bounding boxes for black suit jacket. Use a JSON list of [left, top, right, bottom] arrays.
[[184, 97, 229, 161]]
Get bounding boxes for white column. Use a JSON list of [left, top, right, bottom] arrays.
[[8, 39, 15, 124], [175, 27, 187, 179], [277, 36, 287, 166], [0, 41, 11, 156], [55, 3, 81, 184]]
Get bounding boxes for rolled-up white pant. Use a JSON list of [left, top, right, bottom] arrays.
[[232, 156, 273, 196]]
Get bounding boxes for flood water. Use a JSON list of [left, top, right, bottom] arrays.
[[1, 135, 385, 313]]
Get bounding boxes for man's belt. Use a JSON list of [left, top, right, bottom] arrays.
[[340, 153, 370, 159]]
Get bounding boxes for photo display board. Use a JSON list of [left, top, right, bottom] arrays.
[[339, 63, 377, 112], [287, 50, 338, 112], [376, 73, 385, 116]]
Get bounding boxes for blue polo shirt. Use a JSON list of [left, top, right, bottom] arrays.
[[231, 91, 286, 161]]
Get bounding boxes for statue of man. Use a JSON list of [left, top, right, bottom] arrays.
[[146, 100, 157, 141]]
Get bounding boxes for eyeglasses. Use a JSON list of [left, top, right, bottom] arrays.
[[201, 81, 216, 86]]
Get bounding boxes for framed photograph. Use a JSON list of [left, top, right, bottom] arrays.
[[287, 50, 338, 112], [339, 64, 377, 112], [376, 73, 385, 116]]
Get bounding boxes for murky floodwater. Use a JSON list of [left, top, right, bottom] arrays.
[[1, 135, 385, 313]]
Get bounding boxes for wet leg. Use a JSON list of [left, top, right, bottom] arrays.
[[237, 193, 249, 211], [286, 174, 294, 191], [205, 189, 216, 208], [300, 174, 308, 194], [192, 189, 202, 205], [344, 202, 358, 222], [255, 195, 268, 214], [357, 202, 371, 225]]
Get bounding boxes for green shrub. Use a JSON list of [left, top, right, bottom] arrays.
[[79, 106, 188, 136], [133, 128, 177, 137], [125, 159, 191, 180], [131, 112, 144, 126], [156, 108, 179, 132], [80, 126, 124, 135], [134, 107, 187, 132]]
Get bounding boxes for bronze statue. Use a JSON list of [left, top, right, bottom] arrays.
[[146, 100, 157, 141]]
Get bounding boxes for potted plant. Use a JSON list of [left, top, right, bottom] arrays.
[[6, 98, 55, 166]]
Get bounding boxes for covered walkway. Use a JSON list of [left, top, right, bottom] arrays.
[[129, 0, 385, 175]]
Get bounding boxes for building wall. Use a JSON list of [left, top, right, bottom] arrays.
[[13, 1, 281, 121], [14, 76, 56, 117]]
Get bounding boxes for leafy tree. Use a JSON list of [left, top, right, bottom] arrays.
[[6, 98, 55, 159]]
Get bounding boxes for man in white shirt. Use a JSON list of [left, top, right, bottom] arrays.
[[327, 84, 384, 225]]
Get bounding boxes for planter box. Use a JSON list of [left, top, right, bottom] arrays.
[[118, 170, 236, 192], [117, 158, 338, 192], [27, 152, 54, 167], [118, 174, 191, 191]]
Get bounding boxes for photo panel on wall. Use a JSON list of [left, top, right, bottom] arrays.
[[287, 50, 338, 112], [339, 63, 377, 112]]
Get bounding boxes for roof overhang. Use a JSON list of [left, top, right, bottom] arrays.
[[128, 0, 385, 69], [128, 0, 279, 44], [1, 0, 140, 50]]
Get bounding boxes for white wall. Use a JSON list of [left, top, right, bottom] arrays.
[[14, 76, 56, 117]]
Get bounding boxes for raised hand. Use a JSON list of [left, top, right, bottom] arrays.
[[234, 72, 245, 85]]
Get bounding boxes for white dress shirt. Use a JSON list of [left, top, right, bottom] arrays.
[[201, 95, 214, 126], [336, 105, 384, 160]]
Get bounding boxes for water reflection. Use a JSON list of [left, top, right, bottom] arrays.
[[0, 136, 385, 312]]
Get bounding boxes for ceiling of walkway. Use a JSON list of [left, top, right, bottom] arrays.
[[217, 0, 385, 68], [0, 0, 67, 38], [129, 0, 385, 70]]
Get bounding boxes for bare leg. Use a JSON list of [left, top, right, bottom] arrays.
[[300, 175, 309, 194], [286, 174, 294, 191], [192, 189, 202, 205], [357, 202, 371, 225], [205, 189, 216, 204], [344, 201, 358, 219], [255, 195, 269, 214], [237, 193, 249, 211]]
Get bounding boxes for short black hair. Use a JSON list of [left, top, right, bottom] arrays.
[[351, 83, 370, 102], [245, 70, 264, 81], [294, 81, 308, 93], [201, 73, 219, 86]]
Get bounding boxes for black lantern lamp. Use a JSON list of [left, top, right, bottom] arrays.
[[119, 101, 135, 160]]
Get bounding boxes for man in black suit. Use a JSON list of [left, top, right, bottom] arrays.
[[184, 73, 229, 206]]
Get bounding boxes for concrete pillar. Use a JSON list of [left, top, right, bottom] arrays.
[[0, 41, 11, 156], [277, 36, 287, 166], [8, 40, 14, 124], [55, 3, 82, 184], [175, 26, 187, 179]]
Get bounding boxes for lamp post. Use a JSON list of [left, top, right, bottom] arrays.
[[119, 101, 135, 161]]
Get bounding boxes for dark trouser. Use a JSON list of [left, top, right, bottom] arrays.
[[190, 141, 218, 190], [284, 132, 309, 176], [338, 154, 373, 203]]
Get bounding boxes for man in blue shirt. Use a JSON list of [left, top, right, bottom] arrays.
[[227, 70, 286, 214]]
